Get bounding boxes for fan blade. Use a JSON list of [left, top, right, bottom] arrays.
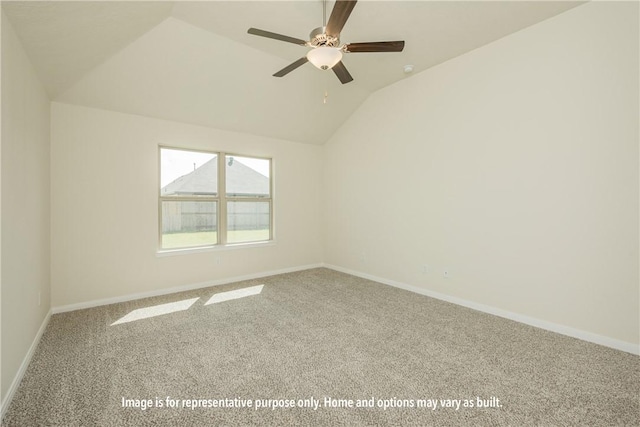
[[326, 0, 357, 37], [332, 61, 353, 84], [344, 41, 405, 53], [248, 28, 308, 46], [273, 57, 309, 77]]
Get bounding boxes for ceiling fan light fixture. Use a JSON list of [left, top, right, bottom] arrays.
[[307, 46, 342, 70], [248, 0, 405, 84]]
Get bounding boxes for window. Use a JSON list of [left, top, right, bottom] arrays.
[[160, 147, 272, 250]]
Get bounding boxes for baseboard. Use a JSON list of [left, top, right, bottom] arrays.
[[52, 263, 324, 314], [1, 309, 52, 420], [324, 264, 639, 356]]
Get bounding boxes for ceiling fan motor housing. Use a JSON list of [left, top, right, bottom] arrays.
[[309, 26, 340, 48]]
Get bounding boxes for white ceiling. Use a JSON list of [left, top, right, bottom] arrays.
[[2, 1, 584, 144]]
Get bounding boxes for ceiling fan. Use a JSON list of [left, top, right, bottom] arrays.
[[247, 0, 405, 84]]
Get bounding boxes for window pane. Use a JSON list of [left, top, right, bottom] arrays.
[[161, 201, 217, 249], [225, 155, 270, 197], [161, 148, 217, 196], [227, 201, 270, 243]]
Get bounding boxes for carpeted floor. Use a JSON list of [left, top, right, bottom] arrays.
[[3, 268, 639, 426]]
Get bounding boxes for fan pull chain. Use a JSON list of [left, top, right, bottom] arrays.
[[323, 90, 328, 104]]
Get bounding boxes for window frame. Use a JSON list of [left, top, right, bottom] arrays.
[[158, 146, 273, 252]]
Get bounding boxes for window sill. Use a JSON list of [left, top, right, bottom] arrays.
[[156, 240, 276, 257]]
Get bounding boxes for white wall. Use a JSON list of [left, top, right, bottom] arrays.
[[51, 103, 323, 308], [324, 2, 639, 346], [1, 11, 51, 401]]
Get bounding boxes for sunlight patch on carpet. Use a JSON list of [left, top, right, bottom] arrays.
[[205, 285, 264, 305], [111, 297, 200, 325]]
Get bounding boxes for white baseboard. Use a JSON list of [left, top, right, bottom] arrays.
[[324, 264, 639, 356], [52, 263, 324, 314], [1, 309, 52, 420]]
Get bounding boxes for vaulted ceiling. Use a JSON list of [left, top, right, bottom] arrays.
[[2, 1, 583, 144]]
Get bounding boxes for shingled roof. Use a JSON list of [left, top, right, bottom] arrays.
[[162, 158, 269, 197]]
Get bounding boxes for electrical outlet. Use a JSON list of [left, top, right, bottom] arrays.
[[215, 256, 222, 265], [422, 264, 430, 274], [359, 252, 366, 263], [443, 269, 450, 278]]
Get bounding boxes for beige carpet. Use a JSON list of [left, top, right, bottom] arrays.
[[3, 268, 638, 426]]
